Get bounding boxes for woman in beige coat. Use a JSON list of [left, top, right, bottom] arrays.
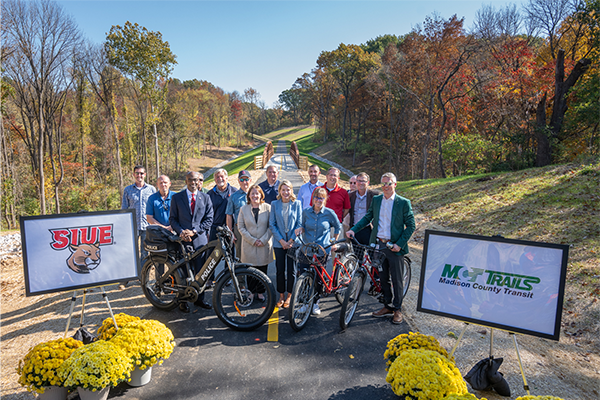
[[237, 184, 273, 301]]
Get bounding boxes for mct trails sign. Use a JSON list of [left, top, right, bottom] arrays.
[[417, 230, 569, 340], [20, 210, 140, 296]]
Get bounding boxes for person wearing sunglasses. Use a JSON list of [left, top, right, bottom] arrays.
[[226, 170, 252, 257], [295, 188, 342, 315], [346, 172, 415, 325], [122, 165, 156, 277]]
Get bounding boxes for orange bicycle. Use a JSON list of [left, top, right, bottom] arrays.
[[286, 238, 358, 331]]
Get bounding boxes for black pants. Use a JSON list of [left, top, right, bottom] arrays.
[[274, 247, 295, 294], [379, 247, 405, 311], [248, 264, 268, 294]]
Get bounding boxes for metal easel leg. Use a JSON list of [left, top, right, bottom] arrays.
[[63, 291, 79, 338], [449, 322, 469, 358], [490, 328, 494, 358], [510, 333, 531, 395], [79, 289, 87, 328], [101, 287, 119, 330]]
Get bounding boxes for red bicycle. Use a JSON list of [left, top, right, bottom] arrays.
[[339, 238, 412, 330], [287, 239, 358, 331]]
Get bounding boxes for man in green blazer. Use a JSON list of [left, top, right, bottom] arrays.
[[346, 172, 415, 324]]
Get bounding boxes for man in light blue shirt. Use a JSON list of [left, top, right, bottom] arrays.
[[122, 165, 156, 277], [297, 164, 324, 209], [226, 170, 252, 256]]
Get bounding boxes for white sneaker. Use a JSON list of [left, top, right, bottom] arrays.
[[312, 302, 321, 315]]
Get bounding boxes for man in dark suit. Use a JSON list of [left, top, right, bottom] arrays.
[[170, 171, 214, 312], [348, 172, 378, 245], [346, 172, 415, 324]]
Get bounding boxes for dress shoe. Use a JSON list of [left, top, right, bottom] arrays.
[[392, 310, 403, 324], [194, 299, 212, 309], [372, 307, 394, 318], [179, 302, 191, 313]]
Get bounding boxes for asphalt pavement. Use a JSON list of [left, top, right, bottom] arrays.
[[104, 142, 409, 399]]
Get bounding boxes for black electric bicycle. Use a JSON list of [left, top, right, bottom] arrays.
[[141, 225, 276, 331]]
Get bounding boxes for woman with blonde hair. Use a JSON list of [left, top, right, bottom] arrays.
[[269, 180, 303, 308], [237, 184, 273, 301]]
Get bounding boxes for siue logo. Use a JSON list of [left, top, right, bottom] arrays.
[[49, 225, 114, 274]]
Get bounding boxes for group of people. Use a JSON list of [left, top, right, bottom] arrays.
[[122, 162, 415, 324]]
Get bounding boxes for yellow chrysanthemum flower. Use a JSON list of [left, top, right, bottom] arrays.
[[57, 340, 132, 391], [386, 349, 467, 400], [384, 331, 454, 371], [96, 313, 141, 340], [110, 319, 175, 370], [16, 338, 83, 394]]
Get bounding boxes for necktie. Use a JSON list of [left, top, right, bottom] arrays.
[[191, 195, 196, 216]]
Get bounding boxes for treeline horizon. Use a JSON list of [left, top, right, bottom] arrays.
[[1, 0, 598, 229]]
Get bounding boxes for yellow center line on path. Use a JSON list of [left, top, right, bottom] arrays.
[[267, 306, 279, 342]]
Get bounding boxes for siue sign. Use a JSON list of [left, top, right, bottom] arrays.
[[20, 210, 139, 296]]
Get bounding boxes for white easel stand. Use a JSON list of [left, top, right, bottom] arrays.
[[63, 286, 119, 338], [449, 322, 531, 396]]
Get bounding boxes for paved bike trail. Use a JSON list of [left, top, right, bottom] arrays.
[[105, 141, 409, 400]]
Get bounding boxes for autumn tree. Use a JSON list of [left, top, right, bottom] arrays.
[[1, 0, 82, 214], [317, 44, 380, 149], [105, 21, 177, 180]]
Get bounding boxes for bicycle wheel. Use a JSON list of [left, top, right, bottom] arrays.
[[334, 255, 358, 305], [141, 259, 184, 311], [339, 270, 365, 330], [401, 256, 412, 299], [213, 267, 276, 331], [288, 271, 315, 332]]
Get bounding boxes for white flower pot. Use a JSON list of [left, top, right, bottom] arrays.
[[77, 386, 109, 400], [128, 365, 152, 387], [37, 386, 67, 400]]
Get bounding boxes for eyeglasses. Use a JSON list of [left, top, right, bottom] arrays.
[[239, 177, 250, 182], [135, 172, 145, 175], [349, 182, 357, 185], [314, 197, 325, 201], [382, 182, 395, 187], [162, 200, 170, 211], [357, 180, 368, 183]]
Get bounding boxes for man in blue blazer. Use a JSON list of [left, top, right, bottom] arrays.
[[170, 171, 214, 312], [347, 172, 415, 324]]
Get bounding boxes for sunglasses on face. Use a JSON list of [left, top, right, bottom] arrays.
[[314, 197, 325, 201], [382, 182, 395, 187], [239, 177, 250, 182], [135, 172, 145, 175]]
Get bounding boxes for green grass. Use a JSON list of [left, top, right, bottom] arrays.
[[263, 125, 316, 141], [203, 145, 265, 186], [396, 161, 600, 295]]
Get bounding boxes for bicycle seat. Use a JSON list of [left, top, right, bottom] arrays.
[[332, 243, 350, 253]]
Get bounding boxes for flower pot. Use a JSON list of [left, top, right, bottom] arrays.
[[128, 366, 152, 387], [77, 386, 109, 400], [37, 386, 68, 400]]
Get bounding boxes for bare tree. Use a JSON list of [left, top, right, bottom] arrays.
[[82, 43, 125, 197], [1, 0, 81, 214]]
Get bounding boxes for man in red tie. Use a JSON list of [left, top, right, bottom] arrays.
[[170, 171, 214, 312]]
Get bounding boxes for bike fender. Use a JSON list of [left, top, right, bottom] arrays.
[[213, 263, 255, 282]]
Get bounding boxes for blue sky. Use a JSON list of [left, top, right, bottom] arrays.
[[57, 0, 516, 106]]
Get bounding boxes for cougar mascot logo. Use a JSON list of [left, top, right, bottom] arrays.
[[66, 242, 101, 274]]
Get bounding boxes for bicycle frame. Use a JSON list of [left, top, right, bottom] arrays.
[[159, 227, 249, 303], [299, 239, 353, 296]]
